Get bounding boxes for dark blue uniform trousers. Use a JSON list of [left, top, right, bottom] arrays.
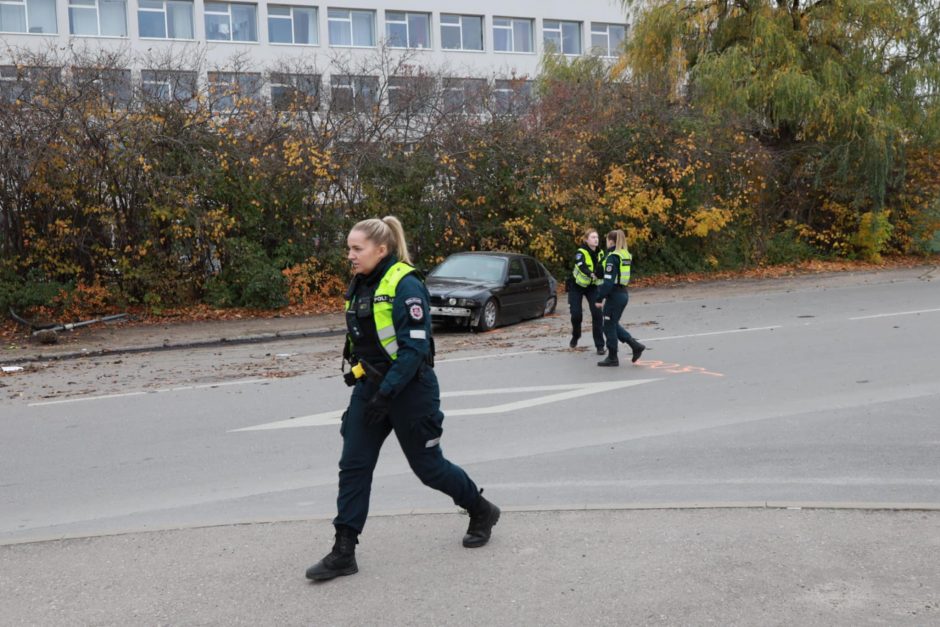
[[568, 284, 605, 349], [334, 368, 479, 534], [602, 289, 636, 357]]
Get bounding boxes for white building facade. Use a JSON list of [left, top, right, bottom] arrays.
[[2, 1, 632, 109]]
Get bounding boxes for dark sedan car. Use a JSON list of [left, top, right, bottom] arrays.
[[426, 252, 558, 331]]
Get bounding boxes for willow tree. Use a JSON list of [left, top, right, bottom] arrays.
[[621, 0, 940, 248]]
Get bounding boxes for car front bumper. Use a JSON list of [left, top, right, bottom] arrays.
[[430, 305, 473, 319]]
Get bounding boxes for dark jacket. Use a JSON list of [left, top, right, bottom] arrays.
[[595, 247, 625, 301], [347, 254, 434, 398], [571, 246, 604, 288]]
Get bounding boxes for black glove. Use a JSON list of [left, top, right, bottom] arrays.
[[364, 391, 392, 425]]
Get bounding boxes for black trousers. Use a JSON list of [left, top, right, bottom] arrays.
[[602, 289, 636, 357], [333, 368, 479, 534], [568, 284, 605, 349]]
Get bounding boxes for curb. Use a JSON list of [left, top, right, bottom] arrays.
[[4, 501, 939, 546], [1, 327, 347, 366]]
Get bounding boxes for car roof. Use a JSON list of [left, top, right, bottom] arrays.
[[447, 251, 530, 260]]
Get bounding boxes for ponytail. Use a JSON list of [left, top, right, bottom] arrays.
[[381, 216, 412, 265], [350, 215, 413, 265], [606, 229, 627, 251]]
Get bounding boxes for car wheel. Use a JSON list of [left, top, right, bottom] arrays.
[[475, 298, 499, 332], [542, 295, 557, 316]]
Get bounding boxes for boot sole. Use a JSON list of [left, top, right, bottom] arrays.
[[462, 508, 500, 548], [306, 564, 359, 581]]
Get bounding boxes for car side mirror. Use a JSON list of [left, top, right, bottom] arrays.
[[508, 274, 524, 284]]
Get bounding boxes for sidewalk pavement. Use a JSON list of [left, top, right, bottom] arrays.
[[3, 300, 939, 624], [1, 312, 347, 366], [2, 507, 937, 625]]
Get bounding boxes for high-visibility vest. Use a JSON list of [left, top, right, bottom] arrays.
[[344, 261, 415, 360], [610, 248, 632, 286], [572, 247, 605, 287]]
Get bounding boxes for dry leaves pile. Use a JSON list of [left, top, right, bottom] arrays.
[[1, 256, 935, 347]]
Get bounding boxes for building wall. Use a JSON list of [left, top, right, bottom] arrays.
[[1, 0, 631, 78]]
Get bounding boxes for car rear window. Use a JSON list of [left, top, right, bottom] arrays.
[[430, 255, 507, 282], [522, 258, 541, 278]]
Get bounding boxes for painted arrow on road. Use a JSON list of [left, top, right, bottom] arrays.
[[231, 379, 660, 432]]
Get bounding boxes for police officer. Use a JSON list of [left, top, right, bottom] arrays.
[[306, 216, 500, 582], [568, 228, 606, 354], [595, 229, 647, 367]]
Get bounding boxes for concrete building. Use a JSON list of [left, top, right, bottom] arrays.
[[1, 1, 631, 105]]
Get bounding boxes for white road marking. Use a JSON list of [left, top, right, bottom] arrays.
[[230, 379, 660, 432], [27, 378, 269, 407], [849, 307, 940, 321], [644, 326, 780, 342], [436, 350, 542, 363]]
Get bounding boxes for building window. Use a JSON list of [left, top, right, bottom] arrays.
[[0, 0, 57, 34], [141, 69, 196, 102], [543, 19, 580, 55], [440, 13, 481, 51], [0, 65, 23, 101], [387, 75, 432, 113], [385, 10, 428, 49], [270, 72, 319, 110], [208, 71, 261, 109], [205, 2, 257, 41], [494, 78, 532, 115], [137, 0, 193, 39], [68, 0, 126, 36], [268, 5, 317, 45], [0, 65, 58, 101], [327, 8, 373, 47], [330, 74, 378, 112], [492, 17, 532, 53], [442, 77, 486, 114], [73, 67, 132, 107], [590, 22, 625, 57]]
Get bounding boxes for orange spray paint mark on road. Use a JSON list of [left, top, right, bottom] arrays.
[[635, 360, 724, 377]]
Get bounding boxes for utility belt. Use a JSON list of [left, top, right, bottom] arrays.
[[343, 357, 389, 387]]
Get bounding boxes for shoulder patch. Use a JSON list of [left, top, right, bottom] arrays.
[[575, 252, 584, 260], [605, 263, 614, 273], [409, 303, 425, 321], [405, 296, 423, 306]]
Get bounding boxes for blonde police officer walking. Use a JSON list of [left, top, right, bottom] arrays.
[[306, 216, 500, 581], [595, 229, 647, 367]]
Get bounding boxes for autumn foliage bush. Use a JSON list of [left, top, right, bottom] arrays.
[[1, 43, 938, 320]]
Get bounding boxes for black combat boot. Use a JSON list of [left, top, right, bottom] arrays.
[[625, 337, 646, 363], [305, 526, 359, 581], [463, 491, 500, 548], [597, 352, 619, 367], [569, 335, 579, 349], [596, 346, 606, 355]]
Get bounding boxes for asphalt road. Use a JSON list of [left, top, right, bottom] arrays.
[[1, 266, 939, 624]]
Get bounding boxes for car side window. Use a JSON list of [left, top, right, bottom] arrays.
[[522, 258, 540, 279], [508, 258, 524, 278]]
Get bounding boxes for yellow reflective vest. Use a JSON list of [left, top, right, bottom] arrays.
[[344, 261, 416, 360], [572, 247, 606, 287], [610, 248, 632, 286]]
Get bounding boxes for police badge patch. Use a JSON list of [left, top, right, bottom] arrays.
[[409, 303, 424, 321]]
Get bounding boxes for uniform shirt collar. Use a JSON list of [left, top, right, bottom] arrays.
[[361, 254, 398, 287]]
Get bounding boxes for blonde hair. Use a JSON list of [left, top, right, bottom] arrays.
[[606, 229, 627, 251], [351, 216, 413, 265]]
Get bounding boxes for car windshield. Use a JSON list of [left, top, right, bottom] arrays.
[[430, 255, 507, 283]]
